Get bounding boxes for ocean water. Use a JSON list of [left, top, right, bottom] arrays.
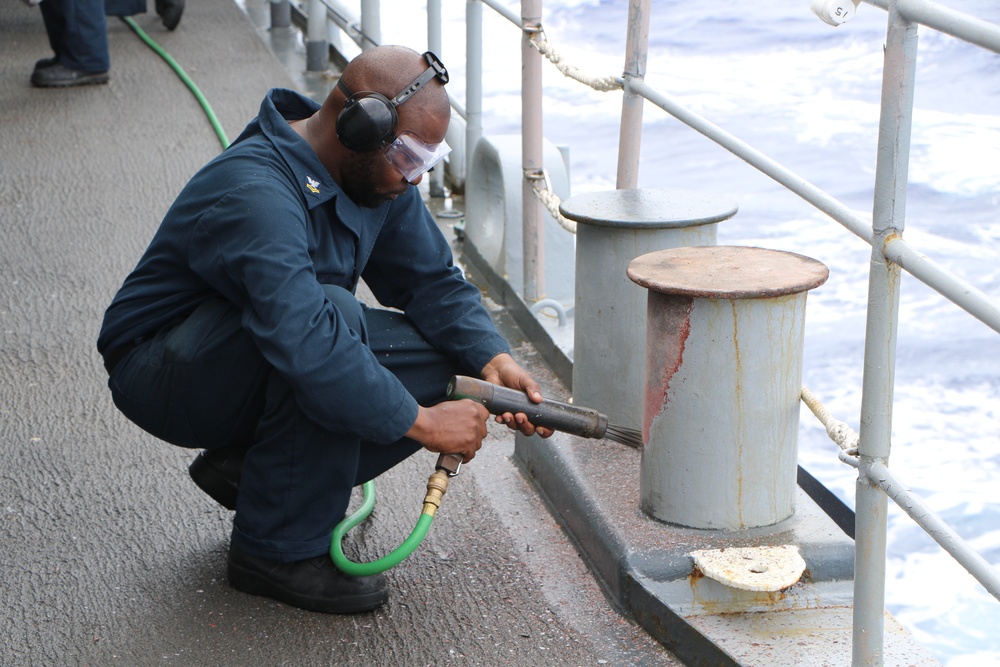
[[376, 2, 1000, 664]]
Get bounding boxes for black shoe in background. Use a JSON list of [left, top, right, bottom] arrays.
[[227, 545, 389, 614], [155, 0, 184, 30], [31, 63, 108, 88]]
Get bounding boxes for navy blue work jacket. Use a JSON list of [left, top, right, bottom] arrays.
[[98, 89, 509, 444]]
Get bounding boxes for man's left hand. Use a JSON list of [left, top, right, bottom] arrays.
[[479, 353, 554, 439]]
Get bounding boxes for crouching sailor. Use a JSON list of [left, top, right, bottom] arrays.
[[97, 45, 551, 614]]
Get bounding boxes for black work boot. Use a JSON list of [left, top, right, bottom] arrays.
[[31, 63, 108, 88], [188, 447, 244, 510], [227, 545, 389, 613]]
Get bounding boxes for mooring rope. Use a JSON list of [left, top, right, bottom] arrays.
[[528, 174, 577, 233], [800, 386, 860, 453], [521, 35, 623, 233], [529, 36, 624, 93]]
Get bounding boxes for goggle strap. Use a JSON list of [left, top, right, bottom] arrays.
[[391, 54, 447, 108], [339, 51, 448, 109]]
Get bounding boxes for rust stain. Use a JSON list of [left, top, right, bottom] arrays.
[[687, 569, 796, 615], [644, 296, 693, 443]]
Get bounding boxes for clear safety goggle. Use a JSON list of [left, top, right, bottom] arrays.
[[383, 131, 451, 182]]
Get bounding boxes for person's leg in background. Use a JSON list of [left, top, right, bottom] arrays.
[[34, 0, 110, 87], [153, 0, 184, 31], [105, 0, 183, 33]]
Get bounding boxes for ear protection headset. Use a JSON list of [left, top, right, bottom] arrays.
[[336, 51, 449, 153]]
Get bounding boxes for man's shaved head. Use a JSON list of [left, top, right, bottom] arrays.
[[333, 45, 450, 130]]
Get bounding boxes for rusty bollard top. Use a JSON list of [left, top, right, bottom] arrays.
[[627, 245, 829, 299]]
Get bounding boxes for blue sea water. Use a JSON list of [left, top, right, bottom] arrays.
[[378, 2, 1000, 664]]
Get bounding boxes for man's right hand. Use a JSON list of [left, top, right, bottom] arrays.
[[405, 400, 489, 463]]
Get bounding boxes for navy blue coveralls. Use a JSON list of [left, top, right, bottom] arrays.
[[98, 89, 510, 562]]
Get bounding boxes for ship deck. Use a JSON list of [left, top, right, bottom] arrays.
[[0, 1, 676, 664]]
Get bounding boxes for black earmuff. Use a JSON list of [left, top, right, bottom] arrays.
[[336, 89, 398, 152], [336, 51, 449, 153]]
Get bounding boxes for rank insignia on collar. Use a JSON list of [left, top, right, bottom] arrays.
[[306, 176, 320, 194]]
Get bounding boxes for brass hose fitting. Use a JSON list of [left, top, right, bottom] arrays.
[[422, 453, 462, 518], [422, 470, 450, 518]]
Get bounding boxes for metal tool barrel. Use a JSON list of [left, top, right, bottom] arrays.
[[446, 376, 608, 440]]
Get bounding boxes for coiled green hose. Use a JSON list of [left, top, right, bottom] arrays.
[[330, 482, 435, 576]]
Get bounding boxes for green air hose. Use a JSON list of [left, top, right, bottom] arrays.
[[330, 481, 435, 577], [124, 19, 444, 575], [122, 16, 230, 150], [331, 461, 455, 575]]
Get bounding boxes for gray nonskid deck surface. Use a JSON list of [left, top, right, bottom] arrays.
[[0, 2, 678, 665]]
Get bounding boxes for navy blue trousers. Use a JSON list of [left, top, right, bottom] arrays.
[[107, 286, 462, 561], [40, 0, 110, 73], [38, 0, 147, 74]]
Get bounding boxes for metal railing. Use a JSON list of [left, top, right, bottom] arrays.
[[469, 0, 1000, 665], [465, 2, 1000, 665], [290, 1, 998, 665]]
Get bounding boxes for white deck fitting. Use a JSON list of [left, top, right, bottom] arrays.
[[691, 545, 807, 592]]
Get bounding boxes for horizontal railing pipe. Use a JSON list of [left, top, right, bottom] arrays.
[[479, 0, 521, 27], [626, 78, 874, 245], [865, 460, 1000, 601], [865, 0, 1000, 54], [317, 0, 370, 49], [884, 236, 1000, 335]]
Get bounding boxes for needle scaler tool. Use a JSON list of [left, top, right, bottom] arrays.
[[446, 375, 643, 448]]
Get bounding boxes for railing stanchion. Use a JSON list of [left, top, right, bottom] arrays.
[[854, 4, 918, 664], [360, 0, 380, 50], [269, 0, 290, 28], [466, 0, 484, 191], [427, 0, 446, 197], [615, 0, 649, 189], [521, 0, 544, 302], [305, 0, 328, 71]]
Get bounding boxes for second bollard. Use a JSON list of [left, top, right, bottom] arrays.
[[562, 188, 737, 432]]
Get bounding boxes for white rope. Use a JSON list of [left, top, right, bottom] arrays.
[[530, 180, 577, 234], [800, 386, 860, 452], [518, 32, 621, 234], [530, 37, 623, 93]]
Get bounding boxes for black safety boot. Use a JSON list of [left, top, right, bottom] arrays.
[[227, 545, 389, 614], [188, 447, 243, 510], [31, 63, 108, 88]]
